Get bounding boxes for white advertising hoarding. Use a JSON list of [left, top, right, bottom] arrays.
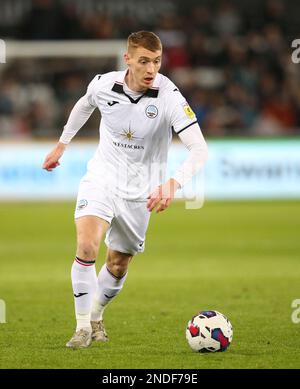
[[0, 139, 299, 200]]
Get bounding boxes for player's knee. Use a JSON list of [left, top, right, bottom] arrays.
[[110, 263, 127, 278], [77, 240, 99, 260], [106, 252, 132, 278]]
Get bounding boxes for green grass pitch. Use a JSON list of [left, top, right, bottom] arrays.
[[0, 200, 300, 369]]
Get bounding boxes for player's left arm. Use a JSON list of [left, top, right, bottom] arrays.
[[147, 87, 208, 213], [172, 122, 208, 188], [147, 122, 208, 213]]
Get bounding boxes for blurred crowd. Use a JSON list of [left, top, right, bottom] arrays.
[[0, 0, 300, 139]]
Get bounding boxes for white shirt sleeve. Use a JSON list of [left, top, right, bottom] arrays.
[[59, 75, 99, 144], [166, 88, 198, 134], [172, 122, 208, 188]]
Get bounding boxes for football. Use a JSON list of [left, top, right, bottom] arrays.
[[186, 310, 233, 353]]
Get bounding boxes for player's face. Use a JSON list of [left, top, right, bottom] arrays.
[[125, 46, 162, 91]]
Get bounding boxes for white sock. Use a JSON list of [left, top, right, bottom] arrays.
[[71, 257, 97, 332], [90, 264, 128, 322]]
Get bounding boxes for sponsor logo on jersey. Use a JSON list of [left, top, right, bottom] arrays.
[[113, 141, 144, 150], [113, 127, 144, 149], [145, 105, 158, 118], [182, 102, 195, 119], [77, 199, 88, 210], [119, 128, 144, 141]]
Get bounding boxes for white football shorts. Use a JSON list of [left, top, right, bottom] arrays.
[[74, 175, 151, 256]]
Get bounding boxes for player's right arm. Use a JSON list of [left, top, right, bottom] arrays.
[[42, 75, 99, 171], [42, 141, 66, 171]]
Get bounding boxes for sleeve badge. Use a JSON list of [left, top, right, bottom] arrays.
[[182, 102, 196, 119]]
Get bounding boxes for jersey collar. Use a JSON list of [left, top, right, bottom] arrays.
[[112, 69, 159, 102]]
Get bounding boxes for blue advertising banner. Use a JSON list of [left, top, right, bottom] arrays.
[[201, 139, 300, 199], [0, 140, 299, 200]]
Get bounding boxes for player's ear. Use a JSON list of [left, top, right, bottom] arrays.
[[124, 52, 130, 66]]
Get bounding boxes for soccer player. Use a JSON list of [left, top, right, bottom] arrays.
[[42, 31, 208, 349]]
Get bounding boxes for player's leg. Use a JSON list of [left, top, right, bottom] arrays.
[[66, 215, 109, 349], [90, 199, 150, 343], [90, 249, 133, 342]]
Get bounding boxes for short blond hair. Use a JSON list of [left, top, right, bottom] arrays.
[[127, 31, 162, 53]]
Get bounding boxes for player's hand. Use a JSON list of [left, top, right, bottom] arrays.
[[147, 178, 181, 213], [42, 142, 66, 171]]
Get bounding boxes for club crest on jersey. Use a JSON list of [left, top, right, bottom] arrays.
[[77, 199, 88, 210], [182, 102, 195, 119], [145, 105, 158, 119]]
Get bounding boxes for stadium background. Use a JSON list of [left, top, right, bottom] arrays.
[[0, 0, 300, 369]]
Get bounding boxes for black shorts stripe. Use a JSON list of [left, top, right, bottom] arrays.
[[176, 120, 198, 135]]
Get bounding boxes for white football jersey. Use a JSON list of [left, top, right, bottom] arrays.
[[83, 70, 198, 200]]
